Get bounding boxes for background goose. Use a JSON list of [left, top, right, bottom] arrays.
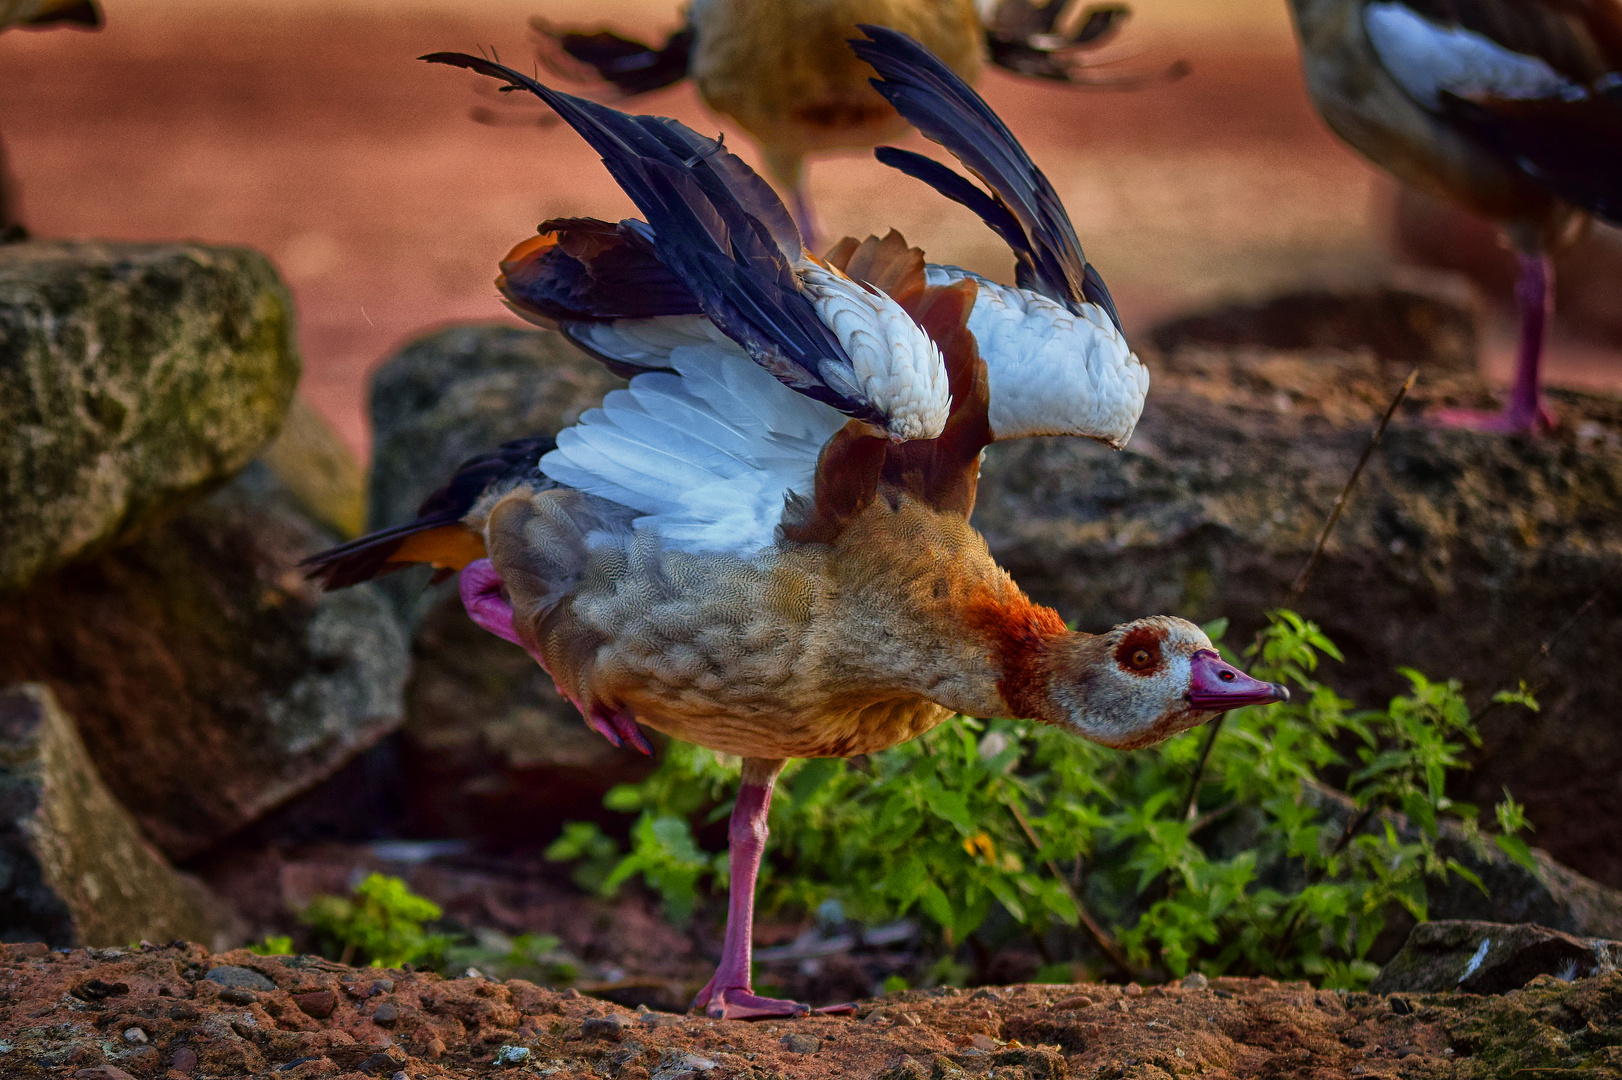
[[1285, 0, 1622, 432], [531, 0, 1169, 245], [304, 38, 1284, 1020]]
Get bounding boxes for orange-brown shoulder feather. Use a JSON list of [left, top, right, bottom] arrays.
[[787, 231, 990, 545]]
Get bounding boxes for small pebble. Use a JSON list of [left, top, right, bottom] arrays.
[[122, 1027, 147, 1044], [293, 991, 337, 1019], [424, 1038, 446, 1060], [220, 987, 257, 1006], [372, 1002, 399, 1026], [170, 1047, 198, 1074], [1181, 973, 1209, 990], [204, 966, 276, 993], [494, 1045, 531, 1066], [781, 1032, 821, 1054], [969, 1033, 999, 1050], [583, 1013, 636, 1041], [371, 978, 395, 995], [1052, 994, 1094, 1010], [358, 1050, 406, 1075], [1124, 983, 1144, 997]]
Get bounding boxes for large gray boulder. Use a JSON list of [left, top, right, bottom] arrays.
[[367, 324, 652, 839], [0, 454, 409, 860], [1372, 920, 1622, 994], [973, 286, 1622, 888], [0, 684, 237, 948], [0, 241, 299, 593]]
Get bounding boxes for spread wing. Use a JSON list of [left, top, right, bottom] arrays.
[[1363, 0, 1622, 223], [539, 342, 849, 556], [851, 23, 1122, 332], [425, 52, 946, 441]]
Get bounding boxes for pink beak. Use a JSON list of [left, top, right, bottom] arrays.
[[1186, 649, 1289, 711]]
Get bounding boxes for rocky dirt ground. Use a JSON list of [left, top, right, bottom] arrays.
[[2, 943, 1618, 1080]]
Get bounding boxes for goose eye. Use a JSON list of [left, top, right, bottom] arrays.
[[1130, 648, 1152, 669]]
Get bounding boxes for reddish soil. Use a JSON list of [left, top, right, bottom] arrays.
[[4, 1, 1616, 461], [3, 940, 1618, 1079]]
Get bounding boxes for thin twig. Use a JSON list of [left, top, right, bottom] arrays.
[[1468, 588, 1602, 726], [1267, 802, 1376, 965], [1180, 370, 1418, 823], [1006, 802, 1139, 979]]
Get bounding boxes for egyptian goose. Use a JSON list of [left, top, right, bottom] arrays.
[[0, 0, 101, 237], [1285, 0, 1622, 432], [531, 0, 1154, 244], [306, 32, 1285, 1019]]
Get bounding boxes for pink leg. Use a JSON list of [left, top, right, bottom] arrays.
[[460, 560, 652, 755], [791, 185, 818, 256], [1436, 251, 1556, 434], [690, 759, 817, 1020]]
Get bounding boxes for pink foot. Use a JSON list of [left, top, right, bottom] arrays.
[[459, 559, 523, 645], [1433, 400, 1556, 434], [691, 981, 809, 1020], [587, 707, 654, 756]]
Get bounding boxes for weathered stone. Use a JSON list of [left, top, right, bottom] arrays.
[[1372, 920, 1622, 994], [974, 304, 1622, 887], [1148, 278, 1481, 376], [366, 325, 648, 840], [204, 965, 276, 992], [0, 458, 409, 859], [0, 241, 299, 592], [0, 684, 235, 948], [260, 395, 365, 540], [583, 1012, 636, 1041], [1254, 782, 1622, 943]]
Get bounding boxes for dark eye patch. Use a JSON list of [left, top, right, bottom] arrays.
[[1113, 626, 1164, 676]]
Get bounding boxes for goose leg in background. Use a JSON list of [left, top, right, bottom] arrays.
[[1, 131, 25, 242], [764, 147, 817, 254], [1436, 251, 1557, 434]]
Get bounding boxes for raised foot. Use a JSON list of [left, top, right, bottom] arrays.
[[693, 985, 811, 1020], [587, 707, 654, 756], [1433, 402, 1556, 434]]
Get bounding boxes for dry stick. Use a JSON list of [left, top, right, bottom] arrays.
[[1006, 801, 1140, 980], [1468, 588, 1602, 727], [1179, 369, 1419, 824]]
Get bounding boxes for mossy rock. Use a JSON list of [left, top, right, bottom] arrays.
[[0, 240, 299, 593]]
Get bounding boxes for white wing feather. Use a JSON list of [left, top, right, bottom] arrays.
[[798, 265, 950, 442], [1364, 2, 1577, 110], [540, 344, 848, 556], [926, 266, 1148, 448]]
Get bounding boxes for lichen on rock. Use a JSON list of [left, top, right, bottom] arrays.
[[0, 240, 299, 593]]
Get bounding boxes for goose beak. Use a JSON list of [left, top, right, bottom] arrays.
[[1186, 649, 1289, 711]]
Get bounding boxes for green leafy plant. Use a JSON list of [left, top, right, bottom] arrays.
[[248, 935, 294, 957], [300, 873, 450, 968], [440, 930, 580, 985], [549, 611, 1535, 989]]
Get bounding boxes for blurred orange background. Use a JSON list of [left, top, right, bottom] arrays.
[[3, 0, 1616, 458]]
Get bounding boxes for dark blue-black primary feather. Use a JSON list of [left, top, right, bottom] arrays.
[[420, 51, 892, 432], [851, 24, 1122, 333]]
